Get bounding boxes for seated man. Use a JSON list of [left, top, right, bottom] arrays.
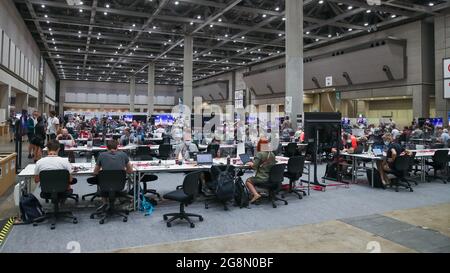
[[56, 128, 75, 146], [87, 140, 134, 204], [438, 128, 449, 147], [376, 133, 405, 185], [119, 128, 132, 146], [174, 135, 199, 160], [34, 140, 77, 192]]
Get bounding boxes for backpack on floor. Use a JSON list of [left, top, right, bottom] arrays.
[[324, 161, 339, 180], [366, 169, 385, 189], [214, 165, 235, 202], [234, 176, 250, 208], [19, 193, 44, 224]]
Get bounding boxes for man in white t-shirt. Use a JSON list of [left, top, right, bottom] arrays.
[[47, 111, 60, 141], [391, 125, 400, 140], [34, 140, 77, 189]]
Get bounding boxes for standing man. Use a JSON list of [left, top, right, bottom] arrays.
[[7, 113, 17, 143], [27, 111, 39, 159], [46, 110, 60, 141]]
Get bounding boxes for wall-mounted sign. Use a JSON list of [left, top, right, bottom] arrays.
[[444, 79, 450, 99], [234, 90, 245, 109], [444, 58, 450, 79], [325, 76, 333, 87]]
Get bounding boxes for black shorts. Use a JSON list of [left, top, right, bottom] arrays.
[[31, 136, 45, 149], [27, 132, 35, 141]]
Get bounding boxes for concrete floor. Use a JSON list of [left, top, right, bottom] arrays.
[[114, 203, 450, 253]]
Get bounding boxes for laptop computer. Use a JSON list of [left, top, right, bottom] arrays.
[[59, 140, 73, 147], [196, 153, 213, 165], [239, 153, 252, 165], [373, 148, 383, 157]]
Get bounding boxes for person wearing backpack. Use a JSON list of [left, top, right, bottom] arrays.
[[245, 137, 276, 203]]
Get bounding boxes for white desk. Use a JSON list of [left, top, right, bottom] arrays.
[[407, 148, 450, 183], [280, 142, 308, 147], [43, 144, 141, 153], [340, 152, 384, 187]]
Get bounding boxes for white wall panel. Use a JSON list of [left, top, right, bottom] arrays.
[[2, 32, 9, 67], [10, 42, 16, 72]]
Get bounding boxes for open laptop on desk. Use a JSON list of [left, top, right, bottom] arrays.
[[372, 148, 383, 157], [59, 140, 73, 147], [196, 153, 213, 165], [239, 153, 252, 165]]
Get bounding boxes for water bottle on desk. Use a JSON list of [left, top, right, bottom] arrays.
[[91, 155, 96, 168]]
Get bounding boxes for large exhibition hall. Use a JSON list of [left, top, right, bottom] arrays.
[[0, 0, 449, 255]]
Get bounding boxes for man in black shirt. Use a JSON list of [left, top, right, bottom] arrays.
[[376, 133, 405, 185]]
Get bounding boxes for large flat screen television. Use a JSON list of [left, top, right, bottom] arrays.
[[304, 112, 342, 144], [123, 115, 133, 122]]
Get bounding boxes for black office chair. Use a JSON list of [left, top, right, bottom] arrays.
[[425, 150, 449, 184], [58, 143, 65, 157], [140, 173, 161, 199], [33, 170, 78, 230], [163, 171, 204, 228], [90, 170, 130, 224], [134, 146, 153, 161], [283, 143, 299, 158], [158, 143, 173, 160], [256, 164, 288, 208], [388, 156, 414, 192], [207, 143, 220, 158], [282, 156, 306, 199]]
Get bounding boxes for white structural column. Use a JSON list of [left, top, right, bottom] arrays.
[[183, 35, 193, 110], [285, 0, 304, 126], [148, 63, 155, 115], [130, 76, 136, 112], [0, 85, 11, 119]]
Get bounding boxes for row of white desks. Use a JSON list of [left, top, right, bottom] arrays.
[[341, 148, 450, 186], [18, 156, 311, 211]]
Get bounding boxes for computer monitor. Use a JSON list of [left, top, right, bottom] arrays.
[[196, 153, 213, 165]]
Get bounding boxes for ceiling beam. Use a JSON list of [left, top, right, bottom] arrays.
[[81, 0, 97, 77]]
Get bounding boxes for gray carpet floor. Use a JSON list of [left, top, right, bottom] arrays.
[[1, 163, 450, 253]]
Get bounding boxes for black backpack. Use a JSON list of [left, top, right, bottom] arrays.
[[366, 169, 385, 189], [234, 176, 250, 208], [19, 193, 44, 224], [324, 161, 339, 180], [214, 165, 235, 202]]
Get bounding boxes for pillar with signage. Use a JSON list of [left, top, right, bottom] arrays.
[[443, 58, 450, 126]]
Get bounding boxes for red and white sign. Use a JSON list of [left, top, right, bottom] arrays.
[[444, 79, 450, 99], [444, 58, 450, 79]]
